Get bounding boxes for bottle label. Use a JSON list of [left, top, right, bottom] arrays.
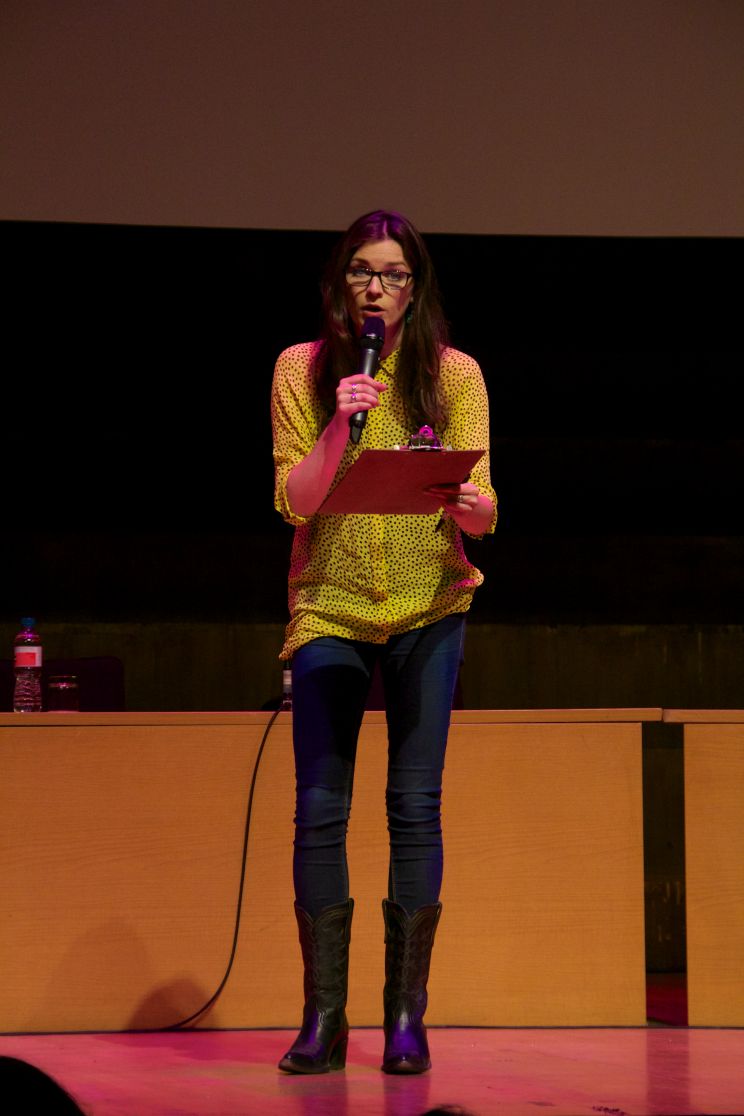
[[15, 648, 42, 668]]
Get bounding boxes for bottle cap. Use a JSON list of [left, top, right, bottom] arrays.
[[21, 617, 36, 628]]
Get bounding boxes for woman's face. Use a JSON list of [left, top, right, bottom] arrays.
[[345, 238, 414, 357]]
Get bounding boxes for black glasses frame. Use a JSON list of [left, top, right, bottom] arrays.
[[345, 267, 413, 291]]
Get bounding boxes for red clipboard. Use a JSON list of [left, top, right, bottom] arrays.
[[318, 448, 485, 515]]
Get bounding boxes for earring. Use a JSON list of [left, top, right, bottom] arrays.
[[405, 302, 415, 324]]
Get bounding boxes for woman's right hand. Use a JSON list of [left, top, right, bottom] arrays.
[[333, 374, 387, 424]]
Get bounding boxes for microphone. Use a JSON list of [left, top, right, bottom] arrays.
[[349, 317, 385, 444]]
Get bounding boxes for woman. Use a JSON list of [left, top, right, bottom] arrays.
[[271, 210, 496, 1075]]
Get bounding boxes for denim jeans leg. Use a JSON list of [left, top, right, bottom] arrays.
[[381, 614, 466, 913], [291, 636, 375, 917]]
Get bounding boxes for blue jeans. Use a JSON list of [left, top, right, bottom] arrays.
[[291, 613, 466, 917]]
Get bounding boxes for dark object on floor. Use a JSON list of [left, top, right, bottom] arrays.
[[0, 1056, 85, 1114]]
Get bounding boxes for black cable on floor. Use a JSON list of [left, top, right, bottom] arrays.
[[163, 704, 284, 1030]]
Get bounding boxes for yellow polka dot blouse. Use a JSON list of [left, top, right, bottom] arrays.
[[272, 342, 497, 660]]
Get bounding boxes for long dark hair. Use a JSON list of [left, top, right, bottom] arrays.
[[314, 210, 450, 431]]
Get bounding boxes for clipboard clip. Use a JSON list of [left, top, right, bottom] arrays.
[[407, 425, 442, 450]]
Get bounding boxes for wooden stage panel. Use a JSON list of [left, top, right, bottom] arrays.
[[0, 711, 649, 1032], [0, 717, 274, 1032], [682, 721, 744, 1026], [435, 721, 645, 1025]]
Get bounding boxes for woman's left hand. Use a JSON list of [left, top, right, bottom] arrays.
[[425, 483, 480, 514]]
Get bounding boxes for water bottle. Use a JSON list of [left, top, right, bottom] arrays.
[[13, 617, 43, 712]]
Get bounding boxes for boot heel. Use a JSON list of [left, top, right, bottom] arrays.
[[329, 1034, 348, 1070]]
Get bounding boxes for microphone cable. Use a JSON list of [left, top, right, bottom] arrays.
[[162, 702, 285, 1030]]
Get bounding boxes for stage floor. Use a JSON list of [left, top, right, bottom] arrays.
[[1, 1027, 742, 1116]]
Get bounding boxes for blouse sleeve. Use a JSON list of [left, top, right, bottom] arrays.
[[442, 350, 498, 537], [271, 344, 323, 526]]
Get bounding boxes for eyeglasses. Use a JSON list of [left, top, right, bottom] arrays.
[[345, 266, 413, 291]]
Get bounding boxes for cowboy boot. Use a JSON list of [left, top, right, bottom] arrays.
[[381, 899, 442, 1074], [278, 898, 353, 1074]]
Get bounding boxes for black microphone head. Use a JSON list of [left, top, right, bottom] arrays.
[[359, 316, 385, 350]]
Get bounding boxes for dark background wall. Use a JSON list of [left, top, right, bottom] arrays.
[[3, 219, 742, 710]]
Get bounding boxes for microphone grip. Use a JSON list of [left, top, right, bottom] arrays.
[[349, 418, 365, 445], [348, 346, 380, 443]]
